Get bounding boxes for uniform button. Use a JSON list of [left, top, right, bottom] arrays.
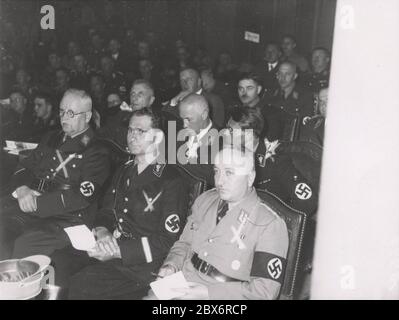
[[72, 164, 76, 168], [78, 214, 82, 218], [53, 157, 56, 160], [46, 175, 50, 179], [124, 197, 128, 202], [203, 252, 208, 257], [112, 189, 115, 194], [50, 169, 54, 172], [208, 238, 213, 243], [119, 218, 123, 223], [123, 208, 128, 213]]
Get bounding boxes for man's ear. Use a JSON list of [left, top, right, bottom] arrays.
[[248, 170, 256, 187], [149, 96, 155, 107], [257, 85, 262, 95], [152, 128, 165, 146], [294, 72, 298, 81], [85, 111, 92, 123]]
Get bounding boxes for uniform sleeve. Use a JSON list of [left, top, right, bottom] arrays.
[[207, 215, 289, 300], [35, 144, 111, 217], [11, 138, 47, 191], [118, 176, 189, 266]]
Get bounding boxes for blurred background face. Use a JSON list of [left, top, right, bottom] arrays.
[[101, 57, 114, 75], [265, 44, 281, 63], [179, 102, 206, 133], [312, 49, 330, 72], [318, 88, 328, 117], [49, 53, 61, 69], [34, 97, 51, 119], [225, 118, 257, 152], [281, 37, 296, 56], [127, 115, 155, 155], [10, 92, 26, 114], [59, 93, 90, 136], [108, 39, 120, 54], [68, 41, 80, 57], [138, 42, 149, 58], [73, 55, 87, 73], [219, 53, 232, 66], [200, 70, 215, 92], [214, 149, 253, 202], [130, 83, 154, 110], [180, 70, 200, 92], [16, 70, 30, 86], [91, 35, 103, 49], [238, 79, 261, 106], [139, 60, 153, 78], [56, 70, 69, 89], [277, 64, 297, 89], [177, 47, 188, 62], [90, 76, 104, 96], [107, 93, 121, 109]]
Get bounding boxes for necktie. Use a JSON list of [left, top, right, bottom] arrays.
[[216, 200, 229, 225]]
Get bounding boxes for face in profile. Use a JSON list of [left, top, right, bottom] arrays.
[[34, 97, 51, 120], [179, 100, 207, 134], [318, 88, 328, 117], [312, 49, 330, 73]]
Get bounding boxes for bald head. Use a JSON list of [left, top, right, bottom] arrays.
[[277, 62, 298, 90], [180, 68, 202, 92], [179, 93, 210, 133]]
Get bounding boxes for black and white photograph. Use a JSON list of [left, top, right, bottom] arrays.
[[0, 0, 398, 302]]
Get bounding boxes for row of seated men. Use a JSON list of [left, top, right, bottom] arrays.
[[0, 81, 324, 299], [0, 35, 330, 145]]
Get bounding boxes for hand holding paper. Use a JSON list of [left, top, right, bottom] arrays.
[[150, 271, 189, 300], [64, 225, 96, 251]]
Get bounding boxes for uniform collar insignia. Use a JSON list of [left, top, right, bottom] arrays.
[[81, 134, 90, 146], [256, 153, 266, 167], [264, 138, 280, 162], [153, 163, 165, 177]]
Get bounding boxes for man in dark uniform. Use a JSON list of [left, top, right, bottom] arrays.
[[52, 108, 189, 299], [0, 89, 110, 259], [100, 55, 128, 100], [224, 106, 318, 216], [254, 42, 282, 97], [301, 47, 330, 94], [265, 62, 314, 141]]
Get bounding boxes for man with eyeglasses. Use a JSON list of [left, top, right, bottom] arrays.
[[0, 88, 111, 260], [51, 108, 189, 299]]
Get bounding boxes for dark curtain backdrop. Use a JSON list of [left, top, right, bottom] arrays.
[[0, 0, 336, 64]]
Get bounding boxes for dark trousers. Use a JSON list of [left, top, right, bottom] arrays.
[[0, 196, 71, 259], [51, 246, 151, 300]]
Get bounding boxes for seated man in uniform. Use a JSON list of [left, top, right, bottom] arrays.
[[51, 108, 189, 299], [225, 106, 318, 215], [146, 146, 289, 300], [0, 89, 110, 259]]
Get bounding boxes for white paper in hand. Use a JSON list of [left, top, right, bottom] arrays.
[[150, 271, 189, 300], [64, 225, 96, 251]]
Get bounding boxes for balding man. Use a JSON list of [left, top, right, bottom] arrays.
[[162, 68, 225, 129], [265, 62, 314, 141], [0, 89, 110, 259], [175, 93, 220, 186], [146, 146, 289, 300]]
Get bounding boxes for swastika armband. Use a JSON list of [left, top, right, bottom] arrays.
[[80, 181, 95, 197], [165, 214, 180, 233], [250, 251, 287, 284], [294, 182, 312, 200]]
